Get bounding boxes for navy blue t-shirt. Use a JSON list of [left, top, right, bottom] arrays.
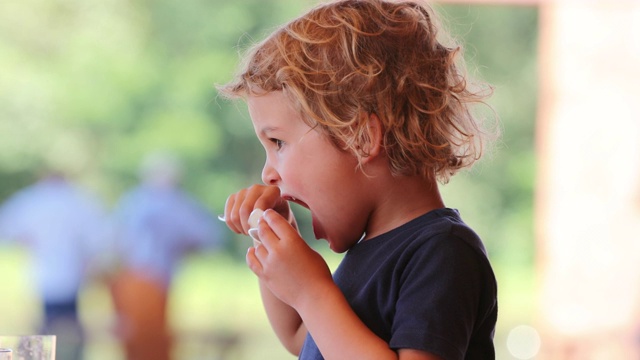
[[298, 208, 497, 360]]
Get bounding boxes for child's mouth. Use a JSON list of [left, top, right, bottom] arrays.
[[283, 195, 308, 209]]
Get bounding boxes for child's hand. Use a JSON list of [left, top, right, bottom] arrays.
[[247, 209, 333, 309], [222, 184, 294, 236]]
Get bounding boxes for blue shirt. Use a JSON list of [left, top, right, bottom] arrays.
[[0, 177, 110, 303], [112, 184, 222, 288]]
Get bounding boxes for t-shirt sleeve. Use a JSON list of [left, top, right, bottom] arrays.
[[389, 232, 489, 360]]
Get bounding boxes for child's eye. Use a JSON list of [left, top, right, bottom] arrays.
[[270, 138, 284, 150]]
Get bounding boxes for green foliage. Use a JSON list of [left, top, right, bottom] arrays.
[[0, 0, 307, 207], [438, 4, 539, 267]]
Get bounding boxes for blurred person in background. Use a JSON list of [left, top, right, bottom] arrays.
[[0, 170, 111, 360], [108, 151, 223, 360]]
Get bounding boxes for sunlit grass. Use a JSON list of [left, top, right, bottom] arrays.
[[0, 246, 40, 334], [493, 262, 537, 359]]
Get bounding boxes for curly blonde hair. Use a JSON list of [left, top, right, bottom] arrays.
[[218, 0, 493, 183]]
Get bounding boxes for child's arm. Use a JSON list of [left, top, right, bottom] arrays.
[[222, 185, 307, 353], [297, 286, 443, 360], [249, 210, 444, 360], [258, 279, 308, 354]]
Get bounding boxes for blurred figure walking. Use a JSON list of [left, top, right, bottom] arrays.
[[109, 151, 222, 360], [0, 171, 110, 360]]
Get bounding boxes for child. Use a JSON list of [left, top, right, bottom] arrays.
[[218, 1, 498, 359]]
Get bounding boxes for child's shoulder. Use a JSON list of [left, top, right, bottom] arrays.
[[389, 208, 475, 241], [340, 207, 495, 289], [412, 208, 488, 254], [362, 208, 490, 264]]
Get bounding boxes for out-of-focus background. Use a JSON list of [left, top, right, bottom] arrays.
[[0, 0, 638, 359]]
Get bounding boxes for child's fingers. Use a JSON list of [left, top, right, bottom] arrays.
[[253, 186, 289, 218], [253, 209, 289, 251], [236, 185, 281, 233], [246, 246, 264, 275], [232, 188, 255, 233], [223, 194, 242, 234], [223, 185, 291, 240], [224, 187, 263, 234], [262, 209, 299, 242]]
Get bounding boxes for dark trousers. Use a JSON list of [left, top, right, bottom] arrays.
[[42, 300, 84, 360]]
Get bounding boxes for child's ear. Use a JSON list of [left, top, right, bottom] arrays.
[[362, 113, 383, 163]]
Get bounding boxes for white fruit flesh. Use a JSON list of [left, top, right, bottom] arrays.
[[248, 208, 264, 229]]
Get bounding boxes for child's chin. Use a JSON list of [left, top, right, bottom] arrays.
[[327, 240, 350, 254]]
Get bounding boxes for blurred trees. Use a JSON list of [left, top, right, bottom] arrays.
[[0, 0, 538, 267], [440, 4, 539, 269], [1, 0, 309, 203]]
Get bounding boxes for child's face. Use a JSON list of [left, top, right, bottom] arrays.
[[248, 91, 370, 253]]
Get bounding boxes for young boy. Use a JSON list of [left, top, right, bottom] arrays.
[[218, 1, 498, 359]]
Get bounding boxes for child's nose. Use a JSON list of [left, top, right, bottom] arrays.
[[261, 162, 280, 185]]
